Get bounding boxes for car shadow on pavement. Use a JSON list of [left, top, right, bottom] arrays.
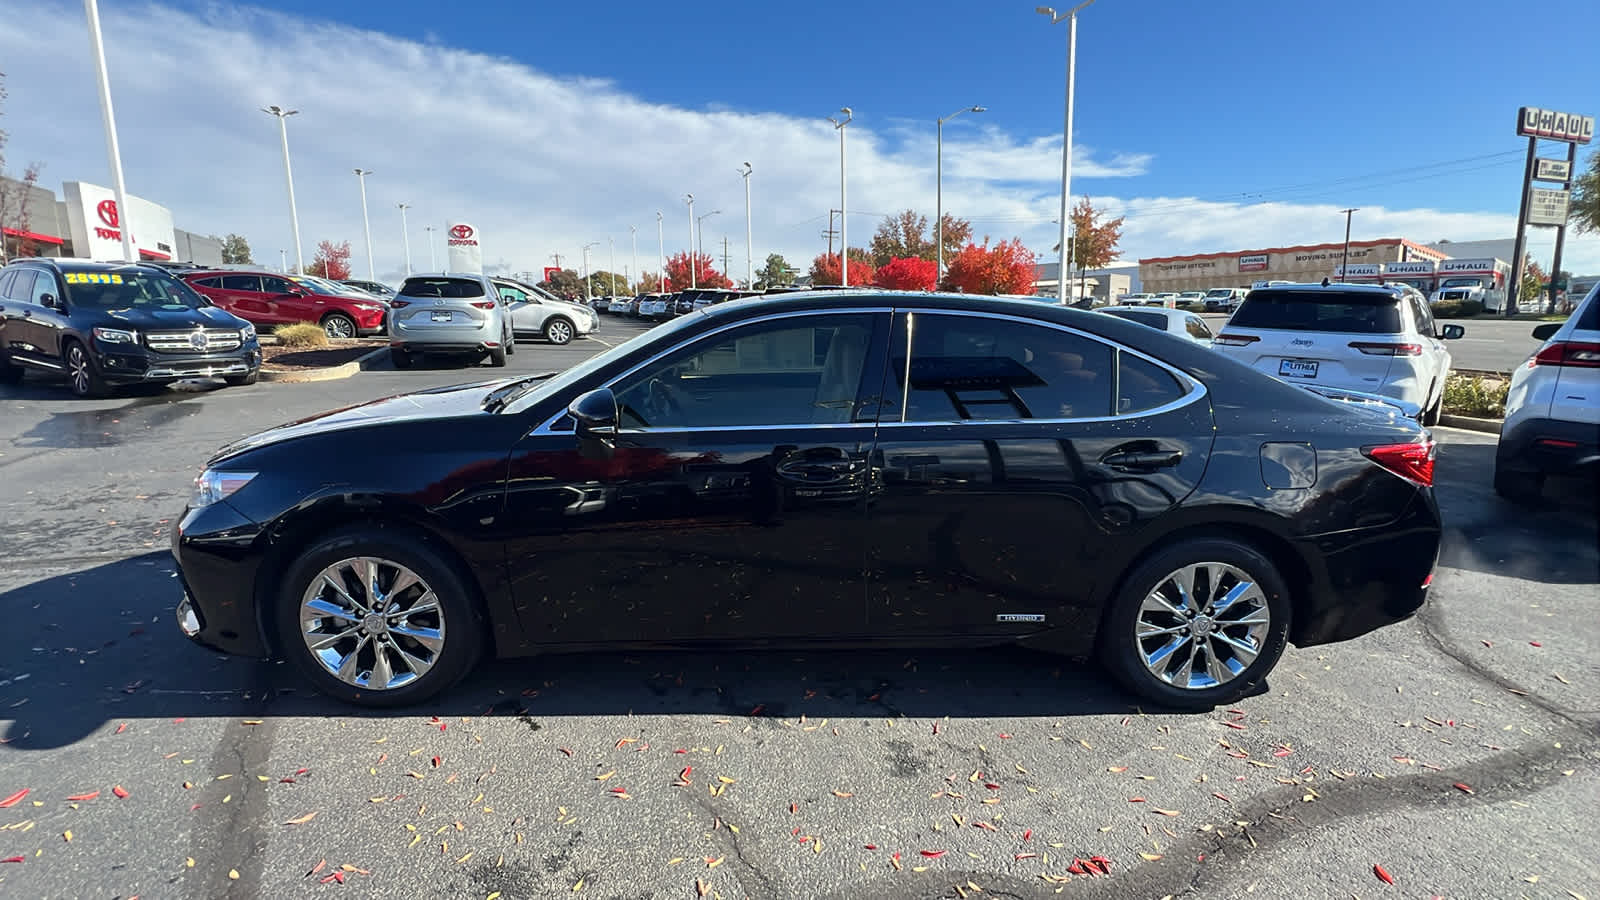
[[0, 552, 1141, 751], [1434, 440, 1599, 585], [9, 390, 212, 448]]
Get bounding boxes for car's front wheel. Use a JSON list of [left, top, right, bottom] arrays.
[[544, 318, 575, 345], [65, 340, 109, 398], [1099, 538, 1291, 711], [321, 313, 357, 340], [277, 527, 485, 707]]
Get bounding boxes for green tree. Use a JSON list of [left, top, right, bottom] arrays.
[[537, 268, 583, 301], [585, 270, 628, 297], [1520, 255, 1546, 310], [869, 210, 934, 266], [1572, 147, 1599, 235], [1068, 196, 1124, 271], [220, 233, 253, 264], [934, 213, 973, 264], [755, 253, 795, 288]]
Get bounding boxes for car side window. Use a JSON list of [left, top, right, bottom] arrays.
[[29, 270, 58, 304], [1412, 297, 1436, 337], [613, 314, 877, 429], [498, 285, 530, 304], [887, 313, 1113, 422], [1184, 315, 1212, 339], [261, 276, 296, 294], [7, 270, 36, 302], [1118, 352, 1187, 414], [0, 269, 19, 299], [192, 276, 223, 288], [221, 274, 261, 292]]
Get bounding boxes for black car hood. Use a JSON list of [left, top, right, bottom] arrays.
[[98, 305, 248, 329], [209, 377, 513, 464]]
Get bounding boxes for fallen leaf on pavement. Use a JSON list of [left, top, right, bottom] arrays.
[[1373, 863, 1394, 884], [66, 791, 101, 802], [0, 789, 28, 808], [283, 812, 317, 826], [112, 786, 130, 799]]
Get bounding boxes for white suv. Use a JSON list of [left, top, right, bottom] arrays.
[[1494, 283, 1600, 502], [1212, 282, 1463, 424]]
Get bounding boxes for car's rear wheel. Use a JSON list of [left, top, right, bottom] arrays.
[[321, 313, 357, 340], [486, 346, 508, 367], [544, 318, 575, 345], [391, 347, 413, 369], [277, 527, 485, 707], [1099, 538, 1291, 711], [1421, 381, 1443, 426], [0, 353, 22, 385], [1493, 459, 1545, 505], [65, 340, 109, 398], [504, 327, 516, 355]]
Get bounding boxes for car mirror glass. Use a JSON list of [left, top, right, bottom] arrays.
[[40, 293, 59, 309], [1439, 324, 1465, 340], [1530, 323, 1560, 341], [568, 388, 618, 434]]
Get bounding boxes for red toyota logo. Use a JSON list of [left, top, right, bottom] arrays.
[[449, 225, 474, 240], [97, 199, 120, 228]]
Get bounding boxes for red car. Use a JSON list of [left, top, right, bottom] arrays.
[[182, 270, 388, 338]]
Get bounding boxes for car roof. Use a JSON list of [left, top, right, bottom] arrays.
[[1250, 281, 1405, 296], [7, 257, 165, 275]]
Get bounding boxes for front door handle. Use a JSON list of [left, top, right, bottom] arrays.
[[1101, 449, 1183, 471]]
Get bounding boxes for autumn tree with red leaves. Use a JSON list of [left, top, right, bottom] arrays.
[[306, 240, 353, 280], [873, 256, 938, 291], [939, 238, 1038, 295], [664, 251, 731, 290], [809, 249, 875, 287]]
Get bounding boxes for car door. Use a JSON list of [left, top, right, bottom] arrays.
[[496, 282, 543, 335], [1409, 295, 1449, 392], [499, 310, 890, 646], [23, 267, 71, 365], [0, 269, 43, 365], [265, 276, 316, 324], [218, 274, 268, 322], [864, 309, 1214, 640]]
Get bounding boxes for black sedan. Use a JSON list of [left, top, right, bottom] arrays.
[[171, 292, 1441, 709]]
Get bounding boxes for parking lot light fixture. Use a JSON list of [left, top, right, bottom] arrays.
[[397, 203, 413, 276], [353, 169, 375, 281], [936, 105, 985, 280], [629, 225, 639, 295], [697, 210, 721, 281], [684, 194, 696, 289], [1038, 0, 1096, 304], [424, 225, 438, 271], [608, 236, 618, 297], [83, 0, 136, 263], [828, 108, 853, 286], [656, 211, 665, 291], [740, 162, 754, 289], [581, 241, 599, 302], [262, 105, 305, 274]]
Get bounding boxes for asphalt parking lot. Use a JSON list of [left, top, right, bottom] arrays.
[[1, 312, 1596, 899]]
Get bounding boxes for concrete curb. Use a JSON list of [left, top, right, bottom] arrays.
[[259, 347, 388, 383], [1438, 414, 1503, 435]]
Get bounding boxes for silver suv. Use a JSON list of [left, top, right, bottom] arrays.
[[388, 273, 513, 369], [491, 278, 597, 345]]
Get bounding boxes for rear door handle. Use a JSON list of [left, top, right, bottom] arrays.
[[1101, 449, 1183, 471]]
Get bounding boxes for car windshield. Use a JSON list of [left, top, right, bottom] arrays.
[[1204, 289, 1233, 297], [289, 275, 354, 296], [1179, 292, 1204, 298], [1440, 277, 1483, 289], [61, 268, 204, 310], [1104, 309, 1170, 329], [400, 277, 486, 298], [1230, 290, 1402, 333]]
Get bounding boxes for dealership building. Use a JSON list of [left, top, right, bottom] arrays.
[[1138, 238, 1453, 294], [1, 175, 223, 265]]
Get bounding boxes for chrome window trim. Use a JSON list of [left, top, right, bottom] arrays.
[[530, 304, 1207, 435]]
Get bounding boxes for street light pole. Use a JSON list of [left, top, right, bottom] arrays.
[[424, 225, 437, 271], [581, 241, 599, 302], [629, 225, 639, 295], [685, 194, 696, 289], [936, 105, 986, 281], [397, 203, 412, 276], [739, 162, 754, 288], [656, 211, 666, 291], [1339, 208, 1359, 281], [1038, 1, 1095, 304], [698, 210, 721, 279], [608, 236, 618, 297], [828, 108, 853, 285], [83, 0, 136, 263], [280, 249, 287, 272], [262, 105, 305, 274], [354, 169, 375, 281]]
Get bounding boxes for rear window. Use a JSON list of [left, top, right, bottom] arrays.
[[400, 277, 485, 299], [1230, 290, 1402, 334], [1104, 310, 1170, 330], [1575, 285, 1600, 331]]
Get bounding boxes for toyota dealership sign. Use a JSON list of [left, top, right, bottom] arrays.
[[445, 221, 483, 274], [62, 182, 177, 262]]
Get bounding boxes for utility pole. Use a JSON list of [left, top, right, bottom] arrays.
[[824, 209, 840, 257], [550, 251, 563, 270], [1339, 208, 1358, 281], [722, 236, 731, 279], [656, 211, 665, 292], [1547, 139, 1578, 314], [629, 224, 639, 295], [739, 162, 753, 289]]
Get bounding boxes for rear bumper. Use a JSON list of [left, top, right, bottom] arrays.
[[390, 340, 497, 354], [1497, 415, 1600, 474]]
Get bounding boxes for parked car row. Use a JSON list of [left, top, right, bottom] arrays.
[[604, 288, 763, 321], [388, 274, 601, 368], [180, 268, 391, 339]]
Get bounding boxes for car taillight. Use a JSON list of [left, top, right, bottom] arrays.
[[1212, 333, 1259, 346], [471, 301, 497, 310], [1349, 342, 1423, 356], [389, 300, 410, 308], [1531, 341, 1600, 368], [1362, 440, 1436, 487]]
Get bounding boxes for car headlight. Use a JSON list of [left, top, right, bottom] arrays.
[[190, 469, 257, 508], [93, 327, 138, 344], [239, 322, 257, 342]]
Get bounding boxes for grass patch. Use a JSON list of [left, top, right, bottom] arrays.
[[274, 322, 329, 349], [1442, 373, 1508, 418], [1429, 299, 1483, 319]]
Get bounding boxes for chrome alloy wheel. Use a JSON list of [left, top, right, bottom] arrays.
[[546, 319, 573, 344], [323, 315, 355, 339], [1135, 562, 1270, 690], [68, 345, 92, 395], [299, 556, 445, 691]]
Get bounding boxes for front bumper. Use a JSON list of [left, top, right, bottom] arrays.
[[171, 500, 270, 658], [1497, 415, 1600, 474], [96, 346, 261, 383]]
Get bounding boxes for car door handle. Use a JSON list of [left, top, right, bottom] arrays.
[[776, 458, 856, 483], [1101, 449, 1183, 471]]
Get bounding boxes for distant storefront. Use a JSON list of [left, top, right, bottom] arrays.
[[1, 176, 223, 265], [1139, 238, 1449, 293]]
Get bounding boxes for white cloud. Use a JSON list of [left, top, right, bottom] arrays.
[[2, 0, 1594, 285]]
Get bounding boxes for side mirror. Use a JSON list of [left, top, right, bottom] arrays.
[[40, 294, 60, 309], [1440, 324, 1466, 340], [1531, 323, 1561, 341], [568, 387, 618, 436]]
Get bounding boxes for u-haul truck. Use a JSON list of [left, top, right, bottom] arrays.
[[1382, 260, 1438, 296], [1430, 258, 1509, 312]]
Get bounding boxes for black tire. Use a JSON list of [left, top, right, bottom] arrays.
[[224, 369, 260, 386], [391, 347, 413, 369], [544, 317, 575, 345], [1493, 460, 1544, 505], [1421, 381, 1442, 427], [275, 525, 487, 707], [64, 340, 109, 398], [487, 346, 508, 367], [1098, 538, 1292, 711], [321, 313, 357, 340], [504, 328, 516, 355], [0, 353, 22, 385]]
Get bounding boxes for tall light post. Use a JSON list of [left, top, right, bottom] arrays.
[[684, 194, 697, 288], [828, 108, 853, 286], [697, 210, 721, 279], [937, 105, 986, 280], [83, 0, 136, 263], [629, 225, 639, 295], [353, 169, 375, 281], [581, 241, 599, 302], [261, 105, 305, 274], [655, 211, 666, 291], [424, 225, 438, 271], [397, 203, 413, 276], [608, 236, 618, 297], [279, 249, 287, 272], [1037, 1, 1095, 304], [739, 162, 754, 288]]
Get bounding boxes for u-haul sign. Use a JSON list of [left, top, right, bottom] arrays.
[[1518, 107, 1594, 144]]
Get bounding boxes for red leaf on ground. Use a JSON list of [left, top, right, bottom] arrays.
[[984, 783, 1001, 790], [112, 785, 130, 799], [1222, 722, 1247, 730], [0, 789, 28, 808], [1529, 641, 1542, 647], [863, 844, 877, 850], [749, 704, 765, 716], [1015, 852, 1037, 860], [1128, 797, 1146, 802], [558, 747, 573, 757], [1022, 829, 1033, 841], [1481, 640, 1493, 648], [1453, 782, 1474, 794], [66, 791, 101, 801], [920, 849, 947, 858], [1374, 864, 1395, 884], [932, 722, 941, 735], [114, 723, 128, 734], [1, 856, 24, 863], [997, 732, 1013, 739], [307, 859, 327, 878], [431, 756, 441, 768], [1067, 861, 1087, 875]]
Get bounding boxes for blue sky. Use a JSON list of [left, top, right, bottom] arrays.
[[4, 0, 1598, 280]]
